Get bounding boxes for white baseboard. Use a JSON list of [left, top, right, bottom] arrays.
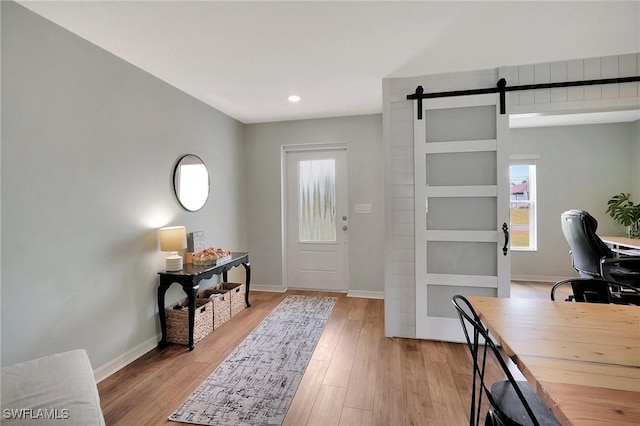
[[512, 274, 574, 283], [347, 290, 385, 299], [251, 285, 384, 299], [93, 335, 160, 383], [250, 284, 287, 293]]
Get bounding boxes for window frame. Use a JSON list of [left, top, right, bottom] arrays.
[[509, 161, 537, 252]]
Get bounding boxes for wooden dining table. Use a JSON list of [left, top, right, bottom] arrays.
[[468, 296, 640, 426]]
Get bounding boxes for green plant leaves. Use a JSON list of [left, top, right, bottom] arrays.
[[606, 193, 640, 227]]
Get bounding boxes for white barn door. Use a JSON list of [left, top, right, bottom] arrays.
[[414, 93, 510, 341]]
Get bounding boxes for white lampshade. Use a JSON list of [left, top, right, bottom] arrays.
[[159, 226, 187, 271], [159, 226, 187, 251]]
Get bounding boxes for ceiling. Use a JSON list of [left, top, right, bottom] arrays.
[[17, 1, 640, 124], [510, 109, 640, 128]]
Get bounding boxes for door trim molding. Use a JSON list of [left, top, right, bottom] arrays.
[[280, 143, 348, 289], [282, 142, 347, 153], [347, 290, 385, 300]]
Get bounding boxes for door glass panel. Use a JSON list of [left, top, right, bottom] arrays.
[[427, 197, 496, 230], [426, 241, 497, 276], [428, 285, 497, 318], [424, 106, 496, 142], [425, 152, 496, 186], [299, 159, 336, 242]]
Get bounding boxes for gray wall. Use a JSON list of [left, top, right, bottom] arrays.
[[510, 122, 636, 279], [244, 115, 384, 294], [633, 121, 640, 198], [1, 2, 247, 367]]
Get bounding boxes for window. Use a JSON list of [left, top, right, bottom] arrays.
[[298, 159, 336, 242], [510, 164, 537, 251]]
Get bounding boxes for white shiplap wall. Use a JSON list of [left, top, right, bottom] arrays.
[[384, 100, 416, 337], [506, 53, 640, 114], [382, 53, 639, 339]]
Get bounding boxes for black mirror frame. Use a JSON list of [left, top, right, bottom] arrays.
[[172, 154, 210, 212]]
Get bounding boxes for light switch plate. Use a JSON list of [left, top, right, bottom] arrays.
[[355, 203, 372, 214]]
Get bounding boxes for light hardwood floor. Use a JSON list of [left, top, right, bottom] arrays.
[[97, 283, 551, 425]]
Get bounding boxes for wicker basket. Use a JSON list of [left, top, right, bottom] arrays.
[[198, 288, 231, 329], [166, 298, 213, 345], [220, 282, 246, 317]]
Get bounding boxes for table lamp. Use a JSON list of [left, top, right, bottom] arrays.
[[159, 226, 187, 271]]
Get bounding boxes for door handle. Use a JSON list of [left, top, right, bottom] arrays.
[[502, 223, 509, 256]]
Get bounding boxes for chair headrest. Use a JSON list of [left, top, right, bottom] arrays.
[[561, 209, 599, 232]]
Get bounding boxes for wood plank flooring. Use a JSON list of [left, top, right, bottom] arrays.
[[97, 283, 552, 426]]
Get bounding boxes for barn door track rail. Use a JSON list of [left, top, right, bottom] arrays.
[[407, 76, 640, 119]]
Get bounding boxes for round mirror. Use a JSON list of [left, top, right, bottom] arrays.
[[173, 154, 209, 211]]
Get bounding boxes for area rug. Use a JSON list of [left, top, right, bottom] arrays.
[[169, 295, 337, 425]]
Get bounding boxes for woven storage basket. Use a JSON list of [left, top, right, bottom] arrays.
[[198, 288, 231, 329], [166, 298, 213, 345], [220, 282, 246, 317]]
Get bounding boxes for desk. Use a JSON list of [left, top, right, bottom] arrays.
[[157, 252, 251, 350], [468, 296, 640, 425], [600, 236, 640, 256]]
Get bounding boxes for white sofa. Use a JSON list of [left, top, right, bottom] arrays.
[[1, 349, 105, 425]]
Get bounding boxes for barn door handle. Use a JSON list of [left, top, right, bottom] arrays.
[[502, 223, 509, 256]]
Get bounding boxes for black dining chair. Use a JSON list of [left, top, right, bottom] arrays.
[[551, 278, 640, 304], [452, 295, 560, 426]]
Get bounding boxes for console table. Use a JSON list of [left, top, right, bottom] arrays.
[[157, 252, 251, 350]]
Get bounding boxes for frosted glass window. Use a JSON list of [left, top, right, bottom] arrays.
[[299, 159, 336, 242]]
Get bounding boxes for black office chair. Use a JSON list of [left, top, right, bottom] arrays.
[[551, 278, 640, 305], [452, 295, 560, 426], [600, 257, 640, 286], [560, 210, 640, 286]]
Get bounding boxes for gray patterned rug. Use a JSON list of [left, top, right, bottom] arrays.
[[169, 295, 337, 425]]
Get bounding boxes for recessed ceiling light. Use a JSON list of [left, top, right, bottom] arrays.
[[288, 95, 301, 103]]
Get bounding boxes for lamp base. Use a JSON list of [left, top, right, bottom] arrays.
[[166, 252, 184, 271]]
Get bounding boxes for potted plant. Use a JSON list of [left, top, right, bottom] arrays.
[[606, 193, 640, 239]]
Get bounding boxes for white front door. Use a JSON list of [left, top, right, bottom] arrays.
[[285, 148, 349, 291], [414, 93, 511, 341]]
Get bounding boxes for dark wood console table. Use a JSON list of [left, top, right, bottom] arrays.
[[157, 251, 251, 350]]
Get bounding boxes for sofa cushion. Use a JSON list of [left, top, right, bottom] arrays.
[[1, 349, 105, 425]]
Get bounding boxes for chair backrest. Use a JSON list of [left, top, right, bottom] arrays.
[[560, 210, 613, 278], [550, 278, 611, 303], [452, 295, 540, 426]]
